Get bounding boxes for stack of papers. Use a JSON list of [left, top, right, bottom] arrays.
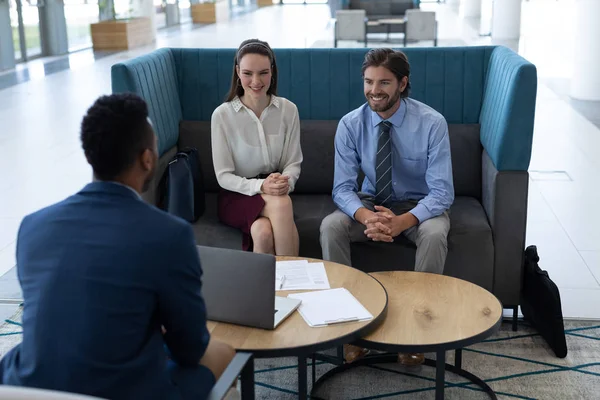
[[275, 259, 330, 291], [288, 288, 373, 327]]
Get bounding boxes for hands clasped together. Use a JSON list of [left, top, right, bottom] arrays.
[[362, 205, 418, 242], [260, 173, 290, 196]]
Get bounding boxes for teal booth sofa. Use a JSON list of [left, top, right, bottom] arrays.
[[111, 46, 537, 316]]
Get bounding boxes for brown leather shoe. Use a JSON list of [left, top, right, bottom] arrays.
[[398, 352, 425, 366], [343, 344, 369, 363]]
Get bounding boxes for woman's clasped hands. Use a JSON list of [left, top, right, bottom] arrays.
[[260, 173, 289, 196]]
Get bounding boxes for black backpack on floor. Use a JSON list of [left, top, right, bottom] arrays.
[[158, 147, 205, 222], [521, 245, 568, 358]]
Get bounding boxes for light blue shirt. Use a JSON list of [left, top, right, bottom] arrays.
[[333, 97, 454, 223]]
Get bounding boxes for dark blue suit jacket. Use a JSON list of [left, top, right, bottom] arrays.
[[0, 181, 211, 399]]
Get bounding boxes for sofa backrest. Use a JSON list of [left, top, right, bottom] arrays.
[[169, 47, 493, 124], [112, 46, 536, 172], [178, 120, 482, 199], [112, 48, 183, 161], [349, 0, 417, 17]]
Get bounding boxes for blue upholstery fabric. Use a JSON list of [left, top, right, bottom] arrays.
[[170, 47, 494, 123], [111, 46, 536, 170], [171, 48, 236, 122], [111, 48, 182, 156], [480, 46, 537, 171]]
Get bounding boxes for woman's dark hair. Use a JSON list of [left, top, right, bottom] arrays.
[[361, 48, 411, 98], [225, 39, 278, 102], [80, 93, 154, 181]]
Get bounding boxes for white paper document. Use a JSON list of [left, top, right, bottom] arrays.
[[287, 288, 373, 327], [275, 260, 330, 291]]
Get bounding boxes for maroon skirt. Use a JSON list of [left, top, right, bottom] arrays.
[[217, 189, 266, 251]]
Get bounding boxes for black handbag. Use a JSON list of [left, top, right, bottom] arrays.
[[158, 147, 205, 222], [521, 245, 568, 358]]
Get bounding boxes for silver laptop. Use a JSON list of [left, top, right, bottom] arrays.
[[196, 245, 301, 330]]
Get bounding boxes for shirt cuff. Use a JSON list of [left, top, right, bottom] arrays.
[[253, 179, 265, 195], [408, 203, 432, 224], [345, 199, 366, 221]]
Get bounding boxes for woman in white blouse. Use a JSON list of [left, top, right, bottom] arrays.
[[211, 39, 302, 256]]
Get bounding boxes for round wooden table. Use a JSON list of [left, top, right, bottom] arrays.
[[207, 256, 388, 399], [312, 271, 503, 400]]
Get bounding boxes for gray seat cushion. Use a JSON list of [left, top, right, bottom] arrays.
[[292, 194, 338, 258], [351, 196, 494, 291], [191, 193, 337, 255], [191, 193, 494, 292], [192, 194, 242, 250]]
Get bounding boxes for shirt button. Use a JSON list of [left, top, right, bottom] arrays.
[[393, 182, 397, 185]]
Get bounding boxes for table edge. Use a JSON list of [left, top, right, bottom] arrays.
[[234, 273, 389, 358], [357, 271, 504, 353], [354, 310, 503, 353]]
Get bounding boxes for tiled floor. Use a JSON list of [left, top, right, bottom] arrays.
[[0, 305, 19, 324], [0, 50, 117, 91], [0, 0, 599, 320]]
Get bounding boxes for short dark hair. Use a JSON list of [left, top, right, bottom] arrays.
[[225, 39, 278, 102], [80, 93, 154, 181], [361, 48, 411, 98]]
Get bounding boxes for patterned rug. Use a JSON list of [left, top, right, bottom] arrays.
[[1, 307, 599, 399]]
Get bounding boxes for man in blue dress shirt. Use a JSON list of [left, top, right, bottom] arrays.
[[0, 93, 235, 399], [321, 48, 454, 273], [320, 49, 454, 363]]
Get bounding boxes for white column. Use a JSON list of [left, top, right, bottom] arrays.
[[491, 0, 522, 39], [570, 0, 600, 101], [479, 0, 493, 36], [132, 0, 157, 41], [39, 0, 69, 56], [0, 0, 16, 71], [459, 0, 481, 18]]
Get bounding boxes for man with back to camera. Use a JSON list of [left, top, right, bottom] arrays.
[[320, 48, 454, 365], [0, 93, 235, 399]]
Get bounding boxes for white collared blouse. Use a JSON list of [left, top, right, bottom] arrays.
[[210, 95, 303, 196]]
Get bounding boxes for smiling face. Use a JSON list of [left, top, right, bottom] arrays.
[[363, 66, 408, 119], [237, 53, 272, 100]]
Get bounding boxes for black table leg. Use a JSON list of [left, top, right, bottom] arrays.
[[241, 357, 255, 399], [298, 356, 307, 400], [455, 349, 462, 370], [436, 350, 446, 400], [311, 352, 496, 400], [311, 354, 316, 386]]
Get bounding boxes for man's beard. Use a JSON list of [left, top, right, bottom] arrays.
[[367, 88, 402, 113]]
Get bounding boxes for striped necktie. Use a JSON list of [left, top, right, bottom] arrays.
[[375, 120, 393, 205]]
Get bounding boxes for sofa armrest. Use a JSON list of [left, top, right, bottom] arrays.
[[111, 48, 183, 157], [478, 46, 536, 307], [482, 151, 528, 307], [479, 46, 537, 171], [207, 352, 254, 400]]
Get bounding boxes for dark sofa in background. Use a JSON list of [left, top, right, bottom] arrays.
[[348, 0, 418, 19], [348, 0, 418, 35], [111, 46, 537, 318]]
